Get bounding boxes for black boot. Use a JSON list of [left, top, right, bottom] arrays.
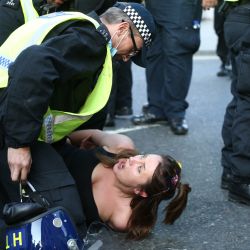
[[104, 113, 115, 127], [217, 63, 228, 77], [115, 106, 133, 117], [169, 118, 188, 135], [131, 111, 167, 125], [228, 181, 250, 206]]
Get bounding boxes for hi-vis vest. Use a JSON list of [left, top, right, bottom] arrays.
[[20, 0, 39, 23], [0, 12, 112, 143]]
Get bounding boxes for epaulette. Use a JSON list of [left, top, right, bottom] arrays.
[[97, 24, 111, 43], [2, 0, 20, 10]]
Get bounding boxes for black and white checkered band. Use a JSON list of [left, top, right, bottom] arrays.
[[123, 5, 152, 47]]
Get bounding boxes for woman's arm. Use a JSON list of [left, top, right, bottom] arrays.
[[68, 129, 135, 153]]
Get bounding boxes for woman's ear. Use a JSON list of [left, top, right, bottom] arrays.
[[134, 188, 148, 198]]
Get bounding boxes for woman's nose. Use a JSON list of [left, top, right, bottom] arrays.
[[129, 156, 135, 165], [129, 156, 140, 165]]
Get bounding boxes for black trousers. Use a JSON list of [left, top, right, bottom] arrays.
[[106, 60, 133, 117], [145, 0, 201, 119], [221, 4, 250, 183], [214, 0, 230, 65]]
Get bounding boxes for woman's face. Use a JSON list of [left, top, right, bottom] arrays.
[[113, 154, 163, 189]]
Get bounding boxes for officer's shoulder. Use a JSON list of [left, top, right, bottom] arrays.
[[1, 0, 20, 10]]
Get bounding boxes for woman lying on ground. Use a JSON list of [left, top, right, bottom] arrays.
[[63, 129, 191, 240]]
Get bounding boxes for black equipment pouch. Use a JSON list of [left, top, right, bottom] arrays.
[[3, 182, 49, 225]]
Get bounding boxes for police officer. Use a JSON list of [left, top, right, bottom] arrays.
[[131, 0, 217, 135], [220, 0, 250, 205], [0, 0, 156, 239]]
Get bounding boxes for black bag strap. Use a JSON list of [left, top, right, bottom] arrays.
[[23, 181, 51, 209]]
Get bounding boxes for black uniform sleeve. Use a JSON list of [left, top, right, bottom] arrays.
[[0, 0, 24, 45], [3, 22, 107, 148]]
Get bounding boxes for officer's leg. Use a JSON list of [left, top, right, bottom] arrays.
[[115, 60, 133, 114], [231, 48, 250, 182], [0, 184, 7, 247], [221, 6, 250, 188], [222, 6, 250, 203], [29, 141, 86, 226], [214, 1, 228, 63], [161, 2, 200, 119], [145, 26, 165, 117], [0, 148, 19, 202], [221, 55, 237, 176], [103, 60, 119, 127]]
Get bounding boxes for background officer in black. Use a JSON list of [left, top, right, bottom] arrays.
[[0, 0, 74, 45], [214, 0, 231, 77], [131, 0, 203, 135], [221, 0, 250, 205]]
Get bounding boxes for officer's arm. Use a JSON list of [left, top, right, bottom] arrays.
[[3, 45, 60, 148], [3, 45, 57, 182]]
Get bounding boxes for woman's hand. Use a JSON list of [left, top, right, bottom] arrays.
[[79, 135, 97, 150]]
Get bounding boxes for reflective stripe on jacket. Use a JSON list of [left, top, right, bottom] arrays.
[[20, 0, 39, 23]]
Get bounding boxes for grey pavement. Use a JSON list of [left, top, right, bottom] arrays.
[[199, 9, 217, 54], [88, 10, 250, 250]]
